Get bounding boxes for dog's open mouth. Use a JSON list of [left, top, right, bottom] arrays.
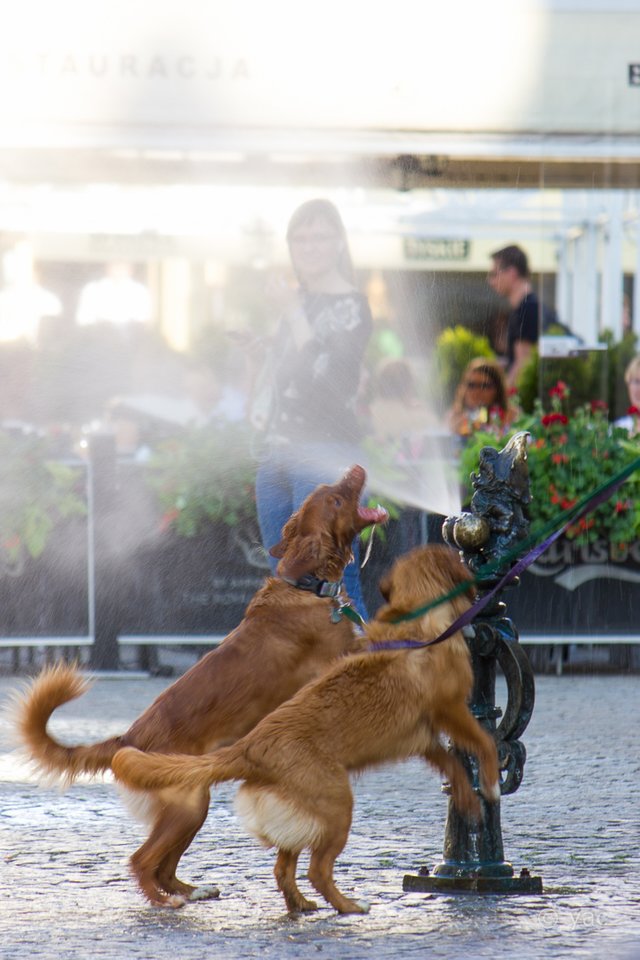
[[357, 504, 388, 526]]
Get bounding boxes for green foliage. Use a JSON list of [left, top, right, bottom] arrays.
[[459, 382, 640, 547], [515, 347, 609, 415], [513, 347, 538, 412], [0, 432, 86, 573], [434, 325, 495, 406], [515, 331, 640, 418], [146, 424, 258, 537]]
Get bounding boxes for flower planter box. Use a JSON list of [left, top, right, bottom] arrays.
[[0, 517, 268, 654], [121, 522, 269, 637], [0, 518, 89, 636], [506, 537, 640, 634], [503, 537, 640, 672]]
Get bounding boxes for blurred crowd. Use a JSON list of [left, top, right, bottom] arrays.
[[0, 247, 252, 459], [0, 231, 637, 472]]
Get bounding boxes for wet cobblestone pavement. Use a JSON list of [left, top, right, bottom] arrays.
[[1, 672, 639, 960]]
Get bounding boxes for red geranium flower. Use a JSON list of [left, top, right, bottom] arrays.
[[549, 380, 569, 399], [628, 405, 640, 416], [590, 399, 608, 413], [541, 413, 569, 427]]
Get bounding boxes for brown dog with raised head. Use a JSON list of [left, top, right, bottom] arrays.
[[14, 464, 387, 907], [112, 544, 500, 915]]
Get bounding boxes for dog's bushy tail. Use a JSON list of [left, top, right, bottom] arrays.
[[12, 662, 122, 785], [112, 745, 243, 792]]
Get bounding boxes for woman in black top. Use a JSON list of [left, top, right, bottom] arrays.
[[252, 199, 372, 619]]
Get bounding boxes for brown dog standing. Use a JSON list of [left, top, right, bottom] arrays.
[[113, 545, 500, 914], [13, 464, 387, 907]]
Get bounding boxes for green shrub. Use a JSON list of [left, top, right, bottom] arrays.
[[434, 325, 495, 406], [146, 424, 257, 537], [0, 431, 86, 575]]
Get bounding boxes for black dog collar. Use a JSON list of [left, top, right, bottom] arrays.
[[283, 574, 343, 599]]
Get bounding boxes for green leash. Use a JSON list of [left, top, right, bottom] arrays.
[[332, 601, 366, 627]]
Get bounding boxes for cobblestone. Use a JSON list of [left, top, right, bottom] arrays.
[[1, 672, 639, 960]]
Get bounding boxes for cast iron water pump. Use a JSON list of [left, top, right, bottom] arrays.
[[404, 432, 543, 894]]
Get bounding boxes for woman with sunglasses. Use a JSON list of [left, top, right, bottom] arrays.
[[446, 357, 513, 438]]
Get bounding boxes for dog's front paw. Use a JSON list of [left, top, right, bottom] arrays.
[[163, 894, 188, 909], [188, 884, 221, 902], [338, 898, 371, 914]]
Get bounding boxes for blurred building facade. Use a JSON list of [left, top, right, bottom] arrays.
[[0, 0, 638, 354]]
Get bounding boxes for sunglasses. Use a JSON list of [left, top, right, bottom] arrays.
[[466, 380, 494, 390]]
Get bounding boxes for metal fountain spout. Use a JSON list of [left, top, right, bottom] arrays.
[[404, 431, 543, 895]]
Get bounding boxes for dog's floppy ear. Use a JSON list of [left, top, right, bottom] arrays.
[[275, 534, 322, 581], [373, 560, 405, 620], [269, 513, 299, 560], [269, 539, 287, 560], [378, 571, 392, 602]]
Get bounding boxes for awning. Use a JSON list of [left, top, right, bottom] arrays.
[[0, 0, 639, 189]]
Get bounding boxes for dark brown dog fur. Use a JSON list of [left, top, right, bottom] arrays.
[[13, 465, 386, 907], [112, 545, 500, 914]]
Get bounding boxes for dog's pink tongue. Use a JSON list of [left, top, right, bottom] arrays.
[[358, 505, 388, 525]]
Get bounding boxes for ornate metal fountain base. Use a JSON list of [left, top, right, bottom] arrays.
[[403, 784, 542, 895], [403, 867, 543, 895]]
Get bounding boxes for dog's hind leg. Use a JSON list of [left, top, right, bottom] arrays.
[[274, 849, 318, 914], [423, 742, 480, 820], [308, 832, 370, 914], [155, 789, 220, 902], [307, 781, 369, 915], [130, 833, 185, 908], [131, 789, 217, 906]]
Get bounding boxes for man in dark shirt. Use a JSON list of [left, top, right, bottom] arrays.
[[488, 244, 559, 388]]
